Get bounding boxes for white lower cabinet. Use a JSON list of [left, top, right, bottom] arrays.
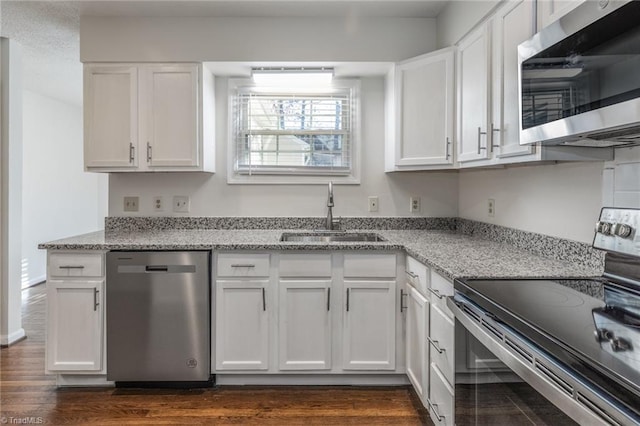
[[215, 280, 270, 370], [278, 280, 332, 370], [406, 284, 428, 399], [428, 363, 455, 426], [47, 279, 104, 372], [343, 280, 397, 370]]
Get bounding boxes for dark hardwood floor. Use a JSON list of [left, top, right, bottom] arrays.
[[1, 284, 432, 425]]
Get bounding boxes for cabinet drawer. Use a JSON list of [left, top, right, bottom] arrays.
[[428, 363, 455, 426], [279, 254, 332, 277], [405, 256, 429, 297], [217, 254, 270, 277], [429, 270, 454, 318], [429, 304, 455, 386], [49, 252, 104, 278], [344, 254, 396, 278]]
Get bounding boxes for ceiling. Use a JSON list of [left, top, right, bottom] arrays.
[[0, 0, 449, 106]]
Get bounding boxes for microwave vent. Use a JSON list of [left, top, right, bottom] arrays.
[[561, 126, 640, 148]]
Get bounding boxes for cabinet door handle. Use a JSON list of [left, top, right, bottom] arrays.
[[477, 127, 487, 154], [445, 137, 451, 159], [405, 270, 418, 280], [129, 143, 135, 163], [427, 398, 445, 422], [59, 265, 85, 270], [327, 288, 331, 312], [346, 288, 350, 312], [231, 264, 256, 268], [428, 336, 445, 353], [146, 142, 152, 162], [400, 289, 408, 313], [428, 287, 444, 299], [93, 288, 100, 311], [490, 122, 501, 151], [262, 287, 266, 311]]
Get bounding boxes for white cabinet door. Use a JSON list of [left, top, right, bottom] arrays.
[[537, 0, 585, 30], [406, 285, 428, 400], [457, 24, 491, 163], [395, 48, 455, 167], [84, 66, 138, 169], [343, 280, 396, 370], [492, 0, 536, 159], [278, 280, 332, 370], [46, 280, 104, 371], [145, 65, 200, 168], [215, 280, 270, 371]]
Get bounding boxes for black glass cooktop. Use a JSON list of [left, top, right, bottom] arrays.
[[454, 277, 640, 419]]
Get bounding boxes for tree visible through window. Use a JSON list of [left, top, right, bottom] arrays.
[[234, 88, 354, 175]]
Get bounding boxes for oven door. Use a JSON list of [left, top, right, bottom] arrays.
[[448, 294, 629, 426]]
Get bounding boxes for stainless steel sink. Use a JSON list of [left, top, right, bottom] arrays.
[[280, 232, 386, 243]]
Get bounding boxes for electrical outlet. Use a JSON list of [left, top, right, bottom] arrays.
[[488, 199, 495, 217], [368, 196, 379, 212], [410, 197, 420, 213], [173, 195, 190, 213], [123, 196, 139, 212], [152, 196, 164, 212]]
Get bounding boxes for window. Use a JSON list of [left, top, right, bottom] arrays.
[[228, 78, 360, 184]]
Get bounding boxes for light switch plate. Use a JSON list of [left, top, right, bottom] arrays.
[[173, 196, 190, 213], [124, 196, 139, 212], [368, 196, 379, 212]]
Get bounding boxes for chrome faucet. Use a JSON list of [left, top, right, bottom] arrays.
[[326, 182, 340, 230]]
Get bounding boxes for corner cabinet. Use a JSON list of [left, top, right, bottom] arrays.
[[46, 251, 106, 374], [84, 63, 215, 173], [387, 48, 456, 171]]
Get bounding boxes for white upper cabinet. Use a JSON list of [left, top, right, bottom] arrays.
[[84, 66, 138, 169], [537, 0, 586, 30], [491, 0, 537, 159], [391, 48, 456, 170], [456, 23, 491, 163], [84, 63, 215, 173]]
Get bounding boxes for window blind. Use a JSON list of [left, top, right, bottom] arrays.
[[233, 88, 353, 175]]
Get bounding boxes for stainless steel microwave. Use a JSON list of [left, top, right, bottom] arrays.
[[518, 0, 640, 147]]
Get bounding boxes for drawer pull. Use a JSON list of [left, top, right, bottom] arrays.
[[93, 288, 100, 311], [405, 270, 418, 279], [400, 289, 407, 313], [428, 287, 444, 299], [230, 264, 256, 268], [427, 398, 445, 422], [59, 265, 85, 270], [428, 336, 445, 354]]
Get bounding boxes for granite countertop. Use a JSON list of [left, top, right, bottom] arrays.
[[38, 228, 603, 281]]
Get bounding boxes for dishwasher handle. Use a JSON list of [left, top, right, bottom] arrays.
[[146, 265, 169, 272]]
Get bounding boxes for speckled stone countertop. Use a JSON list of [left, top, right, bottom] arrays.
[[38, 228, 603, 282]]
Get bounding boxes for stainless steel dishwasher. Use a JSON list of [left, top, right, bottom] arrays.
[[106, 251, 211, 384]]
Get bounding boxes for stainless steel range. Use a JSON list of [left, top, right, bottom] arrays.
[[449, 207, 640, 425]]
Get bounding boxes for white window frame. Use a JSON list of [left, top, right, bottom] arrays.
[[227, 78, 361, 185]]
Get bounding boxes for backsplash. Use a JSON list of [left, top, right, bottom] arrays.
[[104, 216, 458, 232], [104, 216, 604, 270], [457, 218, 604, 270]]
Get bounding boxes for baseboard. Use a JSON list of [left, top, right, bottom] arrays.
[[56, 374, 114, 387], [215, 374, 410, 386], [0, 328, 26, 347]]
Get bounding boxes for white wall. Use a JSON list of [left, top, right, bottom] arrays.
[[21, 90, 107, 287], [80, 16, 436, 63], [109, 77, 459, 217], [458, 162, 605, 244], [1, 38, 24, 345]]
